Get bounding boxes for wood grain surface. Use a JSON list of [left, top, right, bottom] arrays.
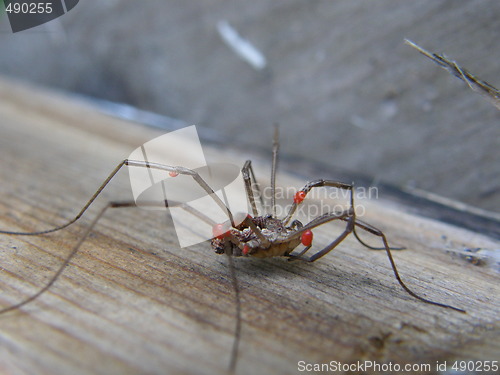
[[0, 78, 499, 375]]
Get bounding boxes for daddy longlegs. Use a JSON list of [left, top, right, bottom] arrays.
[[0, 126, 465, 373]]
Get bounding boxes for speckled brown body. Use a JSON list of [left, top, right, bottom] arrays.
[[249, 238, 301, 258], [211, 215, 302, 258]]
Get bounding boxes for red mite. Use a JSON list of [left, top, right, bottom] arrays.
[[301, 230, 313, 247], [294, 190, 306, 204]]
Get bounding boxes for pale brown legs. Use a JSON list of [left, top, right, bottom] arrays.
[[287, 210, 465, 313]]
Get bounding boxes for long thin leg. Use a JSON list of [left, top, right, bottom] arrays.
[[285, 210, 353, 260], [128, 160, 236, 226], [0, 161, 127, 236], [241, 160, 264, 217], [270, 125, 279, 218], [1, 158, 246, 369], [353, 227, 405, 251], [282, 180, 402, 251], [119, 199, 218, 227], [1, 198, 246, 372], [225, 253, 240, 374], [287, 212, 354, 261], [286, 211, 465, 312], [0, 197, 232, 314], [0, 200, 126, 314], [155, 201, 244, 372], [304, 219, 354, 262], [353, 219, 466, 313], [283, 179, 354, 225], [0, 159, 235, 235]]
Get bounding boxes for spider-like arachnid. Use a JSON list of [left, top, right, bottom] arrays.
[[210, 128, 463, 310], [0, 126, 464, 372]]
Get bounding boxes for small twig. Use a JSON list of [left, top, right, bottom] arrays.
[[405, 39, 500, 110]]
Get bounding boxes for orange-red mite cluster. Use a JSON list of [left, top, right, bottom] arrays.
[[301, 230, 313, 246], [212, 223, 230, 239], [169, 171, 179, 177], [294, 190, 306, 204]]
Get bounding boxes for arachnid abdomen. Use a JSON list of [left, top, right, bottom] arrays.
[[211, 215, 302, 258]]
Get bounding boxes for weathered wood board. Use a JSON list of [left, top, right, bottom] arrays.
[[0, 78, 499, 375]]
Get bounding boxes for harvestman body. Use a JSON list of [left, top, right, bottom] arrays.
[[0, 127, 465, 372]]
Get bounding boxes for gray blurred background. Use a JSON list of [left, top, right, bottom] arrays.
[[0, 0, 499, 212]]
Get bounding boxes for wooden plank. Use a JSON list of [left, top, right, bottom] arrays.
[[0, 78, 499, 375]]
